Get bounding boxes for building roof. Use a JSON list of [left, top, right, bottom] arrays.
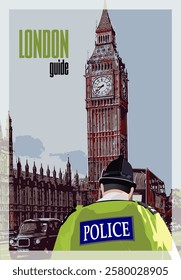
[[96, 9, 115, 33]]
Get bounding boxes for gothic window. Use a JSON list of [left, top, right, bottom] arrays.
[[48, 188, 51, 206], [93, 137, 96, 156], [33, 188, 36, 205], [98, 109, 101, 132], [121, 108, 127, 134], [64, 192, 67, 207], [58, 191, 60, 206], [97, 164, 99, 180], [38, 188, 41, 205], [17, 185, 20, 204], [103, 137, 106, 156], [29, 188, 32, 205], [42, 188, 44, 205], [59, 191, 62, 206], [45, 189, 48, 206], [52, 190, 55, 206], [114, 110, 117, 131], [105, 108, 107, 131], [37, 188, 39, 205], [92, 109, 95, 132], [21, 187, 25, 204], [69, 192, 73, 207], [113, 139, 116, 155], [102, 109, 105, 131]]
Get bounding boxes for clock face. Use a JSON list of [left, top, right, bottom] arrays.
[[92, 76, 112, 98]]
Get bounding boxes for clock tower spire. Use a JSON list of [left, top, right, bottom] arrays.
[[95, 9, 116, 48], [85, 9, 128, 194]]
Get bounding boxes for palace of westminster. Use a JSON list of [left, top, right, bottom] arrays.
[[0, 9, 171, 233]]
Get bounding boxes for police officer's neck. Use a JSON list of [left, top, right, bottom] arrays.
[[103, 189, 129, 200]]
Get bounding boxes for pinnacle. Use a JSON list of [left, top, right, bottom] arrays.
[[96, 9, 114, 33]]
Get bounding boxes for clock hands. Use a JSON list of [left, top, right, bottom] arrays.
[[95, 84, 104, 94]]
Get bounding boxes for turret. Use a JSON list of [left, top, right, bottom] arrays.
[[59, 168, 62, 183], [66, 157, 72, 186], [25, 160, 29, 178], [7, 114, 14, 176], [53, 166, 56, 180], [33, 161, 37, 179], [74, 170, 79, 187], [17, 158, 22, 178], [46, 165, 50, 178], [40, 163, 44, 179]]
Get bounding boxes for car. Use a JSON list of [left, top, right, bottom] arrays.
[[9, 218, 61, 254]]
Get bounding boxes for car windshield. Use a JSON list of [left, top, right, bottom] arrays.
[[19, 222, 48, 234]]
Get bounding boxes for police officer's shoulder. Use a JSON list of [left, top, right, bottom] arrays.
[[61, 205, 83, 225], [138, 201, 158, 215]]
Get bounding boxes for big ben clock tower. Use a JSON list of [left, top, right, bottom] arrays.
[[85, 9, 128, 191]]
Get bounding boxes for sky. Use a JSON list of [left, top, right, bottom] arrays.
[[8, 9, 172, 193]]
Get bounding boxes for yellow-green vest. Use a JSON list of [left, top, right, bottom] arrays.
[[53, 201, 172, 251]]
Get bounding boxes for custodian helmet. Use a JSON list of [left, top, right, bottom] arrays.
[[99, 155, 136, 193]]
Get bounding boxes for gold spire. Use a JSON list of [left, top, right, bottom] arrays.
[[104, 0, 107, 10]]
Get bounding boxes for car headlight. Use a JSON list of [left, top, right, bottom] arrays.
[[34, 238, 41, 244], [9, 239, 15, 245]]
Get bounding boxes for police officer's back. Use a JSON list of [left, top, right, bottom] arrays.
[[53, 156, 172, 251]]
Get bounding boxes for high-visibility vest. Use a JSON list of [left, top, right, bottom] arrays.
[[53, 200, 172, 251]]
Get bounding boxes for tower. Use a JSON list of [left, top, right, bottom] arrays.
[[85, 9, 128, 190]]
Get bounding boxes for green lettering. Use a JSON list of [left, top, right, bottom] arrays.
[[34, 30, 42, 58], [43, 30, 50, 58], [52, 30, 59, 58], [25, 30, 32, 58], [60, 30, 69, 58], [19, 30, 24, 58]]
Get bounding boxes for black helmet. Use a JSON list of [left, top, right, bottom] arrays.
[[99, 156, 136, 193]]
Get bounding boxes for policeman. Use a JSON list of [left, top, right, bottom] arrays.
[[53, 156, 173, 251]]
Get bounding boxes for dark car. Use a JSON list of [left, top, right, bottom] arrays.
[[9, 218, 61, 254]]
